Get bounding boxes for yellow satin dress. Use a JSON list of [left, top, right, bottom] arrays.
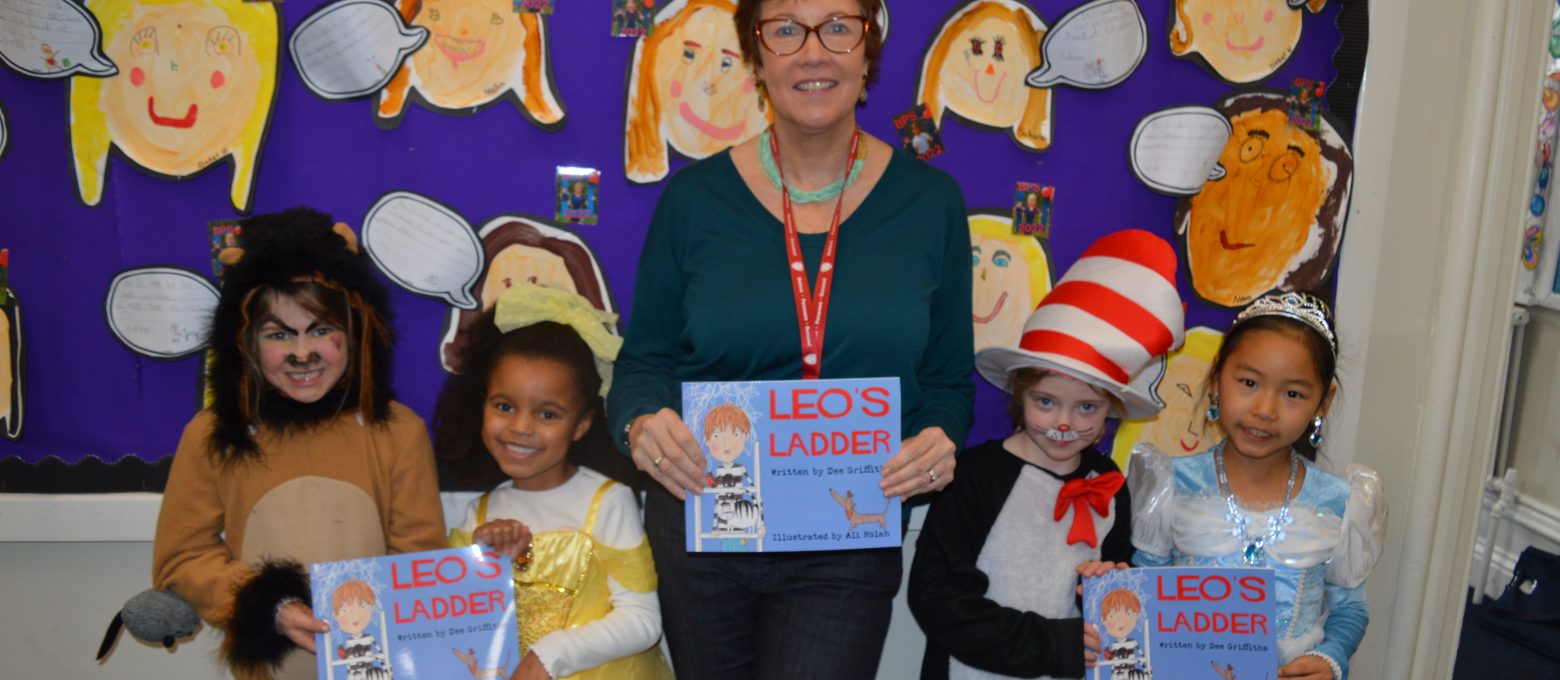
[[450, 480, 674, 680]]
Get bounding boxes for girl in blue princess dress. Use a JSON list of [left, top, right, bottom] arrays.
[[1130, 292, 1387, 680]]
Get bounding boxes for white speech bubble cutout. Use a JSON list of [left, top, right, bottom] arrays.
[[0, 0, 117, 78], [1025, 0, 1146, 89], [363, 191, 484, 310], [1129, 106, 1233, 196], [0, 103, 7, 159], [290, 0, 429, 100], [105, 267, 219, 359]]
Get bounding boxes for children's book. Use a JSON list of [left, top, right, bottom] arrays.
[[1082, 566, 1277, 680], [310, 546, 520, 680], [682, 377, 902, 553]]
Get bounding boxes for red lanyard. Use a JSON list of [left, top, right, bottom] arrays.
[[770, 127, 860, 380]]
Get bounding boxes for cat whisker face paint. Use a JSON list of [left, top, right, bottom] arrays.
[[1043, 424, 1087, 442]]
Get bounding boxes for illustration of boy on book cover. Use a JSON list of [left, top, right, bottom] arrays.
[[684, 378, 902, 553], [327, 580, 393, 680], [701, 402, 765, 551]]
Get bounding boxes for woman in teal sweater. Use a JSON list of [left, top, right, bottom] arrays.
[[607, 1, 972, 677]]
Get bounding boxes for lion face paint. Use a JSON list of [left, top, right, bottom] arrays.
[[70, 0, 276, 212], [968, 213, 1052, 353], [1177, 92, 1351, 307], [1170, 0, 1319, 85], [918, 0, 1051, 150], [378, 0, 563, 127], [624, 0, 768, 183]]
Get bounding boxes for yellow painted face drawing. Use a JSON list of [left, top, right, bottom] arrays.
[[69, 0, 276, 212], [918, 0, 1051, 151], [1176, 92, 1351, 307], [624, 0, 769, 183], [968, 213, 1052, 353], [1170, 0, 1325, 85], [378, 0, 563, 128], [1112, 327, 1222, 466], [0, 297, 18, 441]]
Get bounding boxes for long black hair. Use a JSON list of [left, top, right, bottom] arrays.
[[433, 313, 644, 492]]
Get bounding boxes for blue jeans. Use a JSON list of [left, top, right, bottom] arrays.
[[645, 487, 903, 679]]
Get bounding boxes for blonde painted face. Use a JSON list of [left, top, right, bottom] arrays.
[[1138, 346, 1217, 456], [655, 7, 764, 156], [480, 244, 578, 311], [971, 233, 1034, 352], [1173, 0, 1302, 84], [1185, 108, 1327, 306], [410, 0, 527, 106], [99, 4, 262, 175], [938, 15, 1035, 127]]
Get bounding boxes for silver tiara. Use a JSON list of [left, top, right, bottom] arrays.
[[1234, 292, 1337, 352]]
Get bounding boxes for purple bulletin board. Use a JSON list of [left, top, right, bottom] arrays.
[[0, 0, 1365, 490]]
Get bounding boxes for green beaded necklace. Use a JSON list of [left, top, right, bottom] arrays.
[[758, 127, 867, 203]]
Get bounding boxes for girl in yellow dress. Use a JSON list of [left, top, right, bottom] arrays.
[[436, 283, 672, 680]]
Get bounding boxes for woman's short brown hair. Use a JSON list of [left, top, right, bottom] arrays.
[[733, 0, 886, 91]]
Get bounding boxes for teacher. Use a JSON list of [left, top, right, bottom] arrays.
[[608, 0, 974, 677]]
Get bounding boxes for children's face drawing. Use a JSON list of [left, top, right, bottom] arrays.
[[480, 244, 578, 311], [1018, 373, 1108, 475], [971, 233, 1035, 352], [1138, 347, 1218, 456], [482, 355, 591, 491], [335, 598, 373, 635], [1173, 0, 1302, 83], [254, 293, 349, 404], [97, 2, 263, 175], [410, 0, 527, 107], [754, 0, 869, 133], [706, 425, 749, 464], [655, 6, 765, 155], [1185, 107, 1327, 306], [1213, 328, 1332, 464], [938, 12, 1035, 128], [1103, 606, 1138, 638]]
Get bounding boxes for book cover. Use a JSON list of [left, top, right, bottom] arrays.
[[1082, 566, 1278, 680], [682, 377, 902, 553], [310, 546, 520, 680]]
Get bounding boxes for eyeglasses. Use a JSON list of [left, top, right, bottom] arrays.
[[755, 15, 870, 56]]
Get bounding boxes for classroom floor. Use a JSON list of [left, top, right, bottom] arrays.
[[1451, 589, 1560, 679]]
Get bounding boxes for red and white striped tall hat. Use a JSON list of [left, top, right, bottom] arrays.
[[975, 229, 1185, 418]]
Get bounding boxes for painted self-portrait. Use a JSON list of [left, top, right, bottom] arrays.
[[1111, 326, 1222, 467], [69, 0, 277, 212], [0, 292, 20, 441], [378, 0, 564, 128], [440, 216, 615, 373], [1177, 91, 1352, 307], [968, 213, 1052, 353], [624, 0, 770, 183], [918, 0, 1051, 151], [1170, 0, 1327, 85]]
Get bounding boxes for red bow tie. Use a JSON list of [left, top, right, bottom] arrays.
[[1054, 471, 1125, 547]]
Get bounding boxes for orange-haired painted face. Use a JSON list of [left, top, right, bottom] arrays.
[[1184, 107, 1326, 306]]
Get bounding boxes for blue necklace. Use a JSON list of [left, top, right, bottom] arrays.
[[1215, 448, 1298, 566], [758, 127, 867, 204]]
